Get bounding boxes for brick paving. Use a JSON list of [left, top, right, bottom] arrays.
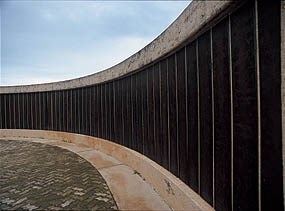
[[0, 139, 118, 210]]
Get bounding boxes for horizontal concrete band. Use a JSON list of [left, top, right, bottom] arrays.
[[0, 1, 239, 93], [0, 129, 214, 211]]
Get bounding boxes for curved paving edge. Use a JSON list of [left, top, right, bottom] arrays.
[[0, 129, 214, 211], [0, 138, 118, 210], [0, 1, 240, 93]]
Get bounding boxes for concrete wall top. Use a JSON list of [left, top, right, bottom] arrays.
[[0, 0, 238, 94]]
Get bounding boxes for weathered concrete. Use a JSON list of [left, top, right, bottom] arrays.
[[0, 1, 239, 93], [0, 129, 214, 211]]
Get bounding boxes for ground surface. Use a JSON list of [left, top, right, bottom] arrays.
[[0, 139, 117, 210]]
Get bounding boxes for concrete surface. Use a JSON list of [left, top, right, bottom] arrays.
[[0, 136, 171, 211], [0, 129, 214, 211]]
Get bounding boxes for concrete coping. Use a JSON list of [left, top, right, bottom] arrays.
[[0, 0, 240, 94], [0, 129, 214, 211]]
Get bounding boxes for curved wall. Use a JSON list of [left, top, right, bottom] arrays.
[[0, 1, 284, 210]]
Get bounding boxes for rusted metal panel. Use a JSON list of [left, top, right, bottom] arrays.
[[136, 71, 144, 153], [186, 42, 199, 192], [153, 63, 161, 165], [176, 47, 188, 183], [198, 30, 213, 205], [168, 54, 178, 177], [141, 70, 149, 156], [212, 17, 231, 211], [160, 59, 169, 170], [258, 1, 283, 210], [147, 67, 156, 161], [231, 1, 258, 210]]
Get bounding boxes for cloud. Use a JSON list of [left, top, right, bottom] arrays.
[[1, 1, 191, 86], [1, 35, 152, 86]]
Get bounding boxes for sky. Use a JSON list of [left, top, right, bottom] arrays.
[[0, 1, 191, 86]]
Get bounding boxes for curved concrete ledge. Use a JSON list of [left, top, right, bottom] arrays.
[[0, 0, 240, 93], [0, 129, 214, 211]]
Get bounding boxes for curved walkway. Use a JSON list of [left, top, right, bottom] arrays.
[[0, 139, 117, 210], [0, 137, 171, 211]]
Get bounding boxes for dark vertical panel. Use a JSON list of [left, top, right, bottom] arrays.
[[109, 82, 115, 141], [30, 93, 35, 130], [79, 88, 83, 134], [187, 42, 198, 190], [54, 91, 59, 131], [51, 92, 56, 130], [132, 74, 138, 151], [46, 92, 52, 130], [90, 86, 96, 137], [5, 95, 9, 128], [258, 1, 283, 210], [52, 92, 57, 131], [114, 81, 121, 143], [177, 47, 187, 182], [21, 94, 25, 129], [113, 81, 117, 142], [69, 90, 73, 133], [59, 91, 63, 131], [198, 31, 213, 205], [16, 94, 21, 129], [0, 94, 4, 128], [65, 90, 70, 132], [119, 80, 125, 145], [96, 85, 102, 137], [153, 63, 161, 164], [88, 87, 92, 136], [141, 70, 149, 156], [168, 55, 178, 176], [126, 77, 132, 148], [3, 95, 7, 129], [100, 85, 105, 138], [26, 93, 31, 129], [7, 95, 12, 129], [22, 94, 26, 129], [62, 90, 66, 132], [105, 84, 110, 140], [5, 94, 9, 129], [41, 92, 47, 130], [160, 59, 169, 169], [10, 94, 15, 129], [33, 93, 38, 130], [74, 89, 79, 133], [136, 72, 143, 153], [147, 67, 155, 161], [36, 93, 40, 130], [83, 87, 87, 134], [101, 84, 106, 139], [212, 18, 231, 211], [140, 70, 146, 155], [71, 89, 76, 133], [81, 88, 86, 134], [95, 85, 99, 137], [121, 78, 129, 147], [231, 1, 258, 210]]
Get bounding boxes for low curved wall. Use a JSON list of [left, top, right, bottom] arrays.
[[0, 1, 284, 210], [0, 129, 214, 211]]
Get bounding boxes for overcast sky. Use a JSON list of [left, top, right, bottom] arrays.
[[1, 1, 190, 86]]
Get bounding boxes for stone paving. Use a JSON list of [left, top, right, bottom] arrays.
[[0, 139, 118, 210]]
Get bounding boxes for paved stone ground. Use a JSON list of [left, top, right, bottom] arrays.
[[0, 139, 118, 210]]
